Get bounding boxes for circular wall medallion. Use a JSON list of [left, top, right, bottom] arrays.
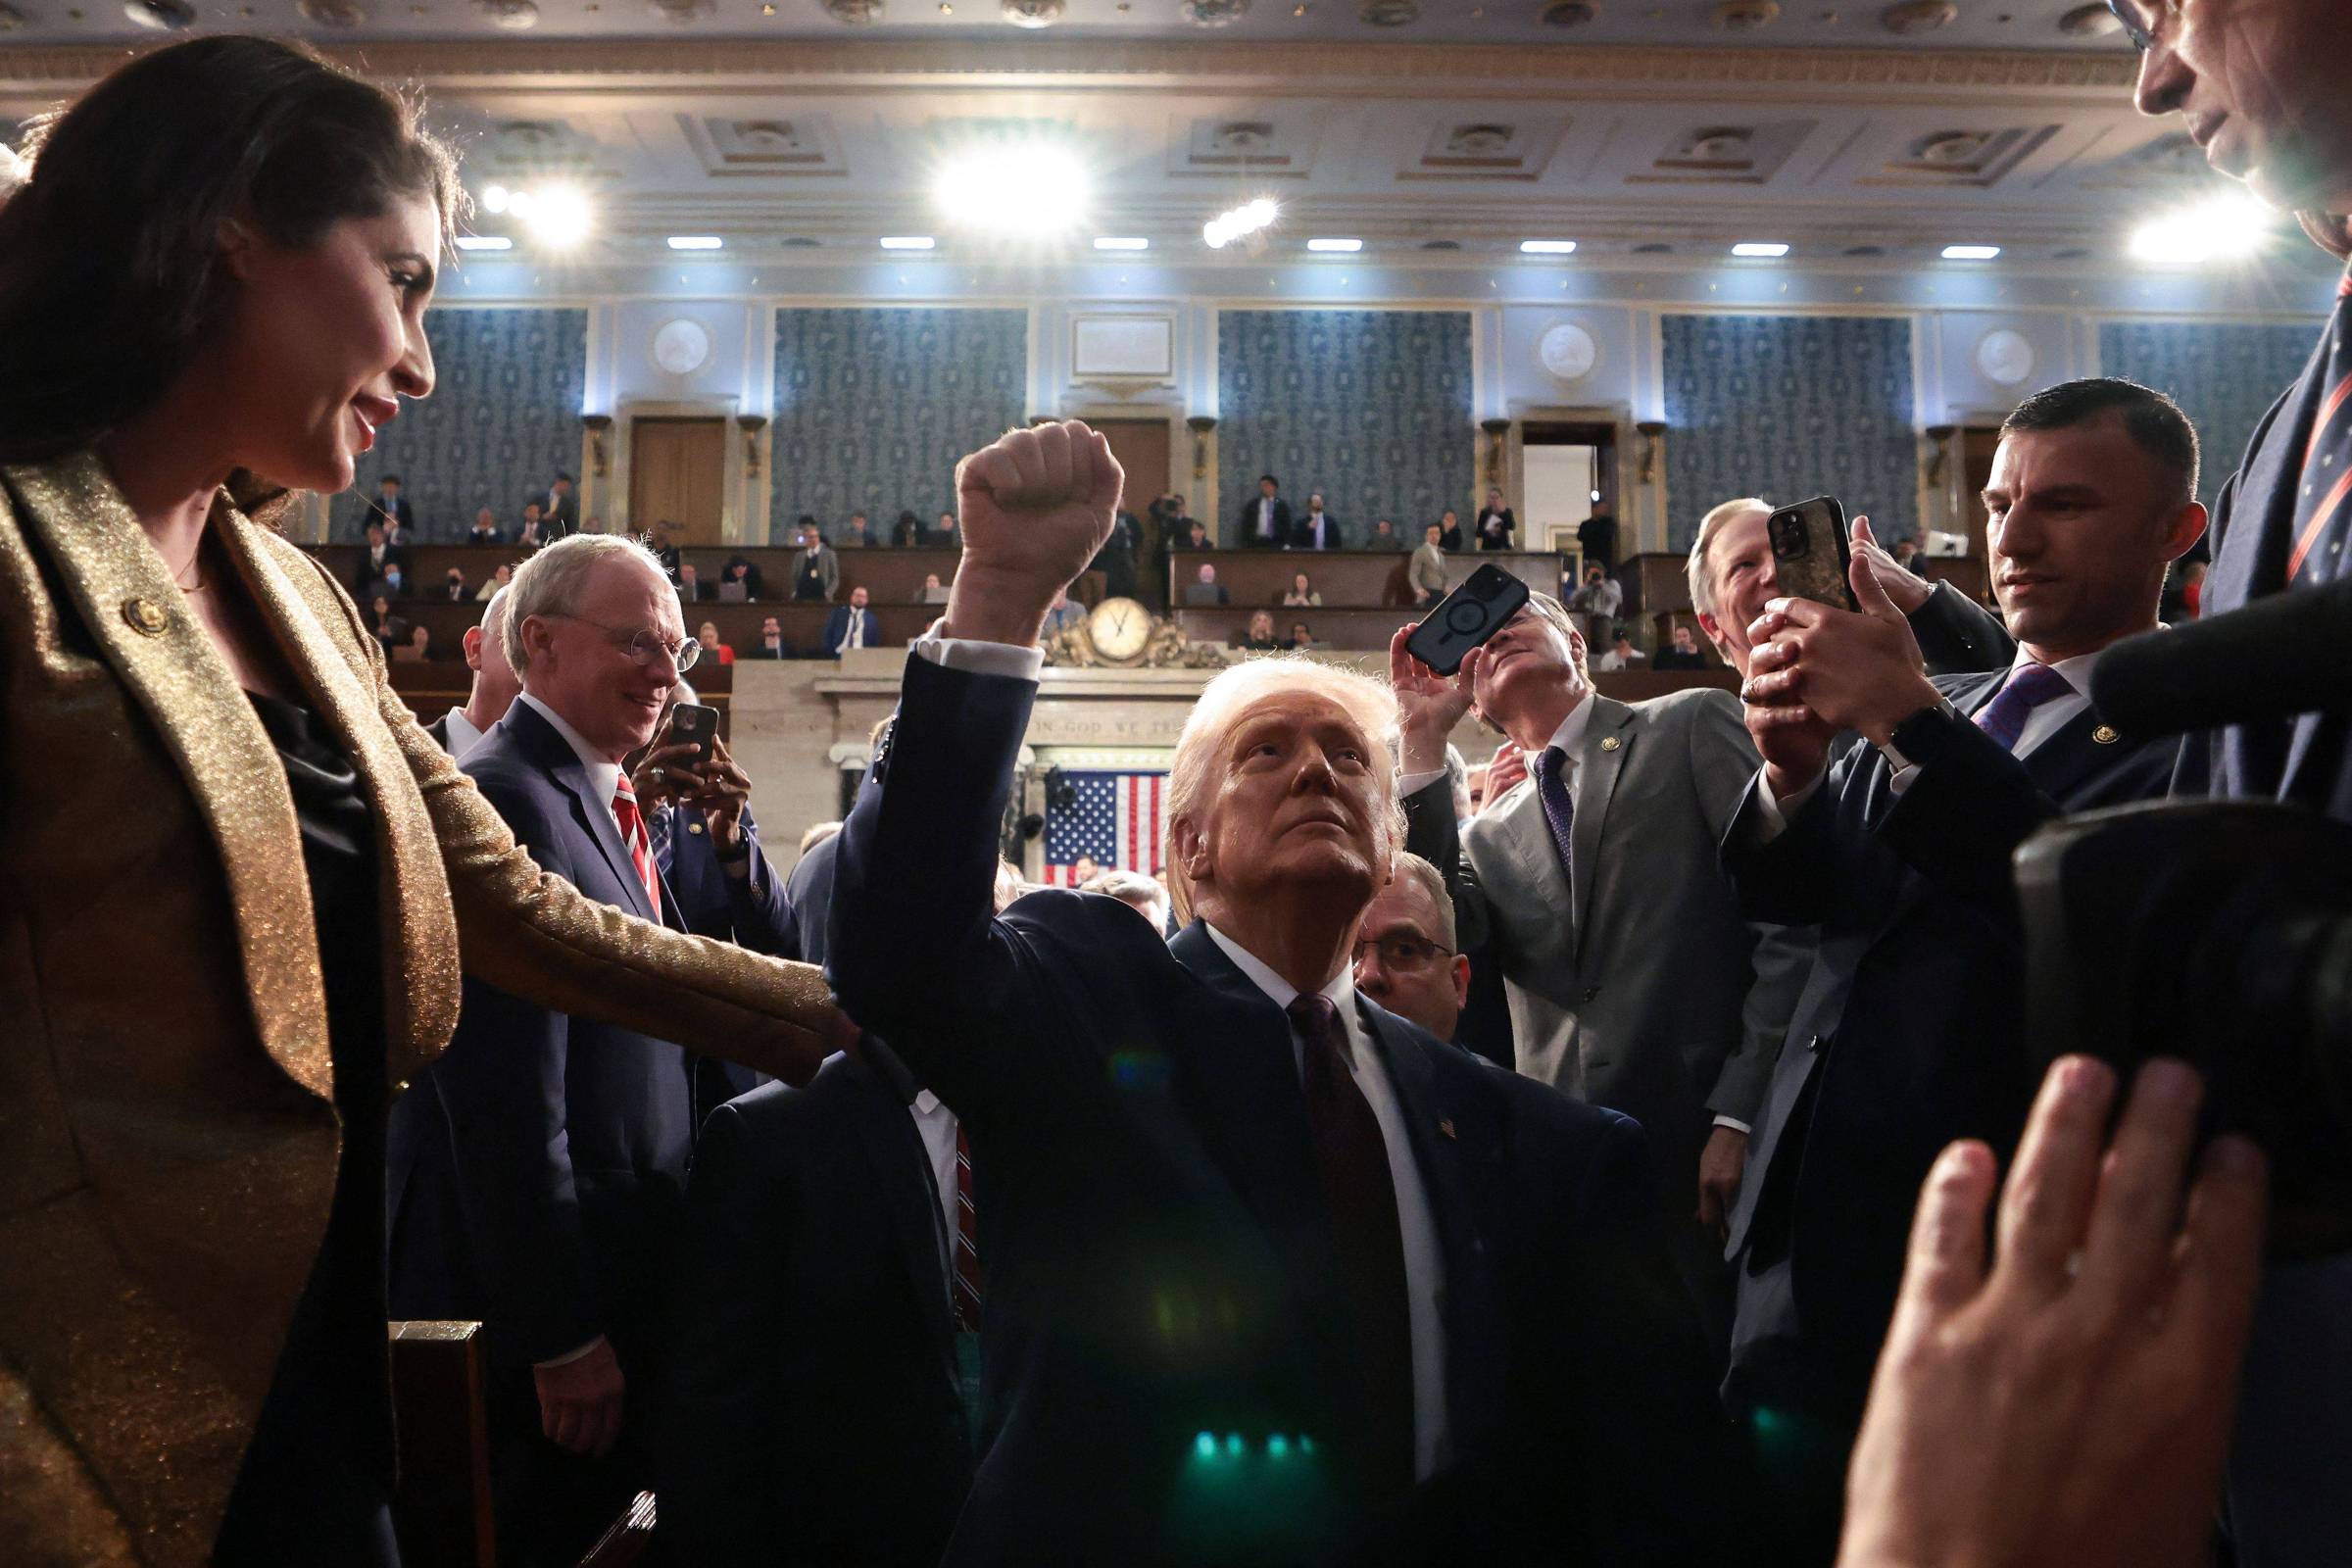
[[651, 318, 711, 376], [1538, 321, 1599, 383], [1975, 327, 2034, 387]]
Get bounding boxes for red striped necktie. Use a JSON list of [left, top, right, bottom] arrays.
[[2286, 270, 2352, 584], [610, 774, 662, 919], [952, 1123, 984, 1333]]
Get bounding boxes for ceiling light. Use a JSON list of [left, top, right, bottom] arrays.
[[1940, 243, 2001, 260], [1732, 241, 1790, 258], [455, 235, 514, 252], [481, 184, 511, 215], [934, 141, 1089, 237], [666, 235, 724, 250], [880, 235, 937, 250], [528, 185, 593, 248], [1519, 239, 1578, 255], [1306, 237, 1362, 253], [1204, 197, 1280, 250], [2130, 191, 2275, 266], [1094, 236, 1150, 251]]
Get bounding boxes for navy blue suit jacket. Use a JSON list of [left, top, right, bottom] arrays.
[[391, 700, 698, 1367], [660, 802, 792, 1105], [822, 604, 876, 657], [1721, 669, 2182, 1409], [831, 653, 1699, 1565], [659, 1054, 972, 1566]]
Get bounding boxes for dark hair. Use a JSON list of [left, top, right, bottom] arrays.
[[0, 36, 462, 462], [553, 470, 574, 484], [381, 472, 403, 485], [2000, 376, 2200, 506], [1259, 473, 1279, 486]]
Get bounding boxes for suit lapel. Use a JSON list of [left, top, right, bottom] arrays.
[[506, 702, 659, 924], [1570, 698, 1636, 953]]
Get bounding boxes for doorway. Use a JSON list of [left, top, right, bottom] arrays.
[[629, 416, 729, 546], [1092, 417, 1174, 608], [1521, 420, 1618, 558]]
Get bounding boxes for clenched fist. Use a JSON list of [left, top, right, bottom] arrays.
[[943, 419, 1125, 647]]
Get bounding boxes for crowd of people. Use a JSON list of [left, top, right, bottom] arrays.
[[1, 12, 2344, 1568]]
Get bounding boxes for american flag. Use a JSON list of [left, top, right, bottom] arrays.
[[1041, 770, 1167, 885]]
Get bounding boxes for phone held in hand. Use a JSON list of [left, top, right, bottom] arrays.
[[1767, 496, 1859, 612], [666, 703, 719, 764], [1405, 563, 1534, 676]]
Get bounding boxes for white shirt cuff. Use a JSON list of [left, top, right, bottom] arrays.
[[535, 1334, 607, 1370], [1712, 1115, 1752, 1135], [1396, 765, 1449, 799], [913, 633, 1045, 682], [1745, 765, 1825, 846]]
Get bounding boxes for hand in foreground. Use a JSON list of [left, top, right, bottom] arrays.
[[688, 731, 754, 849], [1387, 624, 1486, 775], [1838, 1056, 2267, 1568], [1742, 546, 1939, 747], [1486, 740, 1529, 800], [629, 735, 705, 812], [534, 1336, 626, 1458], [945, 419, 1124, 647], [1695, 1124, 1747, 1239], [1847, 514, 1931, 616]]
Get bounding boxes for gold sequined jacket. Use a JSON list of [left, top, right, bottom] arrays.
[[0, 451, 838, 1566]]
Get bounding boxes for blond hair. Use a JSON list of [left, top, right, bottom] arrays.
[[1164, 655, 1405, 925], [1687, 497, 1773, 622]]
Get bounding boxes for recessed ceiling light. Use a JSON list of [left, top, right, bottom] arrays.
[[1306, 237, 1363, 252], [666, 235, 724, 251], [1203, 197, 1279, 249], [1732, 241, 1790, 258], [2131, 191, 2274, 266], [481, 184, 510, 215], [935, 140, 1090, 236], [1940, 243, 2001, 260], [880, 235, 937, 250], [1093, 236, 1150, 251], [1519, 239, 1578, 255], [455, 236, 514, 251]]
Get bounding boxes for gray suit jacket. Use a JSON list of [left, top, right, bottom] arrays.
[[1405, 688, 1790, 1219]]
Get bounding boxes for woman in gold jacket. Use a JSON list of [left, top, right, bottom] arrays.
[[0, 38, 841, 1565]]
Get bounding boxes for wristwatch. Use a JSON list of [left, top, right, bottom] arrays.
[[714, 834, 754, 864], [1885, 698, 1964, 774]]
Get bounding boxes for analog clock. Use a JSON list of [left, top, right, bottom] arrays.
[[1087, 596, 1152, 662]]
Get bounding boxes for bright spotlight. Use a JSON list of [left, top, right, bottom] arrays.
[[2131, 191, 2276, 266], [1940, 244, 2002, 261], [1203, 197, 1279, 250], [1306, 237, 1362, 253], [880, 235, 937, 251], [481, 184, 510, 215], [934, 141, 1090, 236], [1519, 239, 1578, 255], [454, 235, 514, 252], [1094, 236, 1150, 251], [525, 186, 593, 248], [1732, 241, 1790, 258], [667, 235, 724, 251]]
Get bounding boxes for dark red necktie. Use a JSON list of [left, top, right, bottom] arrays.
[[1287, 993, 1414, 1493], [2287, 272, 2352, 584], [610, 775, 662, 920], [952, 1123, 984, 1333]]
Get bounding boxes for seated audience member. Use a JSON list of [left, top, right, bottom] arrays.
[[1041, 585, 1086, 638], [1289, 620, 1316, 650], [1836, 1056, 2267, 1568], [1294, 492, 1343, 551], [793, 521, 840, 603], [583, 515, 603, 535], [1409, 523, 1447, 605], [1368, 517, 1404, 550], [1182, 517, 1210, 552], [466, 507, 504, 546], [1078, 867, 1172, 934], [354, 519, 406, 598], [696, 621, 736, 666], [824, 586, 877, 656], [1283, 570, 1322, 608], [427, 585, 519, 756], [838, 513, 873, 550], [475, 561, 513, 602], [1594, 627, 1645, 672], [920, 572, 952, 606], [1567, 565, 1621, 652], [402, 623, 441, 662], [831, 420, 1728, 1564], [1652, 623, 1708, 670], [1474, 489, 1516, 551], [722, 555, 763, 600], [370, 471, 416, 537], [933, 510, 960, 548], [1436, 509, 1465, 551], [437, 566, 466, 602], [678, 562, 711, 603], [1181, 563, 1229, 607], [515, 502, 546, 551], [1390, 590, 1784, 1341], [750, 613, 791, 660], [367, 594, 409, 651], [1238, 609, 1282, 651], [891, 510, 924, 548], [1239, 471, 1291, 549], [1721, 378, 2203, 1559], [1349, 852, 1471, 1048]]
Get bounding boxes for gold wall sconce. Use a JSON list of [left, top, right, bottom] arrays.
[[737, 415, 769, 478], [581, 414, 613, 479], [1635, 420, 1667, 484]]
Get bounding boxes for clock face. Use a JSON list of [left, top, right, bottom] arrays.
[[1088, 596, 1152, 661]]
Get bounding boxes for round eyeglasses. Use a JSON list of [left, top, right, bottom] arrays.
[[547, 613, 702, 672]]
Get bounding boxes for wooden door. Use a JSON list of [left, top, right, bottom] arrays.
[[629, 417, 729, 545], [1093, 418, 1173, 607]]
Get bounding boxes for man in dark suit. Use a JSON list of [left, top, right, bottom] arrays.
[[1292, 492, 1344, 551], [369, 473, 416, 538], [1238, 471, 1292, 549], [466, 507, 505, 547], [390, 535, 707, 1567], [831, 420, 1726, 1566], [1722, 378, 2205, 1558], [822, 586, 876, 656], [749, 612, 792, 660], [354, 520, 406, 598], [535, 471, 580, 537]]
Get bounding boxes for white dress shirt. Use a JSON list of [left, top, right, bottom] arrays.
[[843, 607, 868, 650], [1396, 692, 1593, 808], [1258, 496, 1278, 538], [909, 1090, 961, 1285], [436, 706, 486, 760], [1200, 923, 1452, 1483]]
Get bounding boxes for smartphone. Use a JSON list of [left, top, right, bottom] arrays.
[[666, 703, 719, 765], [1767, 496, 1858, 612], [1405, 564, 1533, 676]]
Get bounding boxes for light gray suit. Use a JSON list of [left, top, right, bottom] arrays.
[[1405, 687, 1798, 1319]]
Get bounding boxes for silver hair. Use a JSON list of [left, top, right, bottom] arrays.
[[1383, 852, 1458, 953], [502, 533, 666, 679], [1687, 497, 1773, 622]]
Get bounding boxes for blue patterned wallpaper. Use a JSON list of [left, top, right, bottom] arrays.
[[1216, 310, 1475, 538], [1662, 314, 1918, 551], [769, 307, 1029, 543], [335, 307, 588, 541], [2096, 319, 2320, 504]]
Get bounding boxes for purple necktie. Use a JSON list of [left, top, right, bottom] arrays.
[[1537, 744, 1576, 891], [1973, 662, 2074, 753]]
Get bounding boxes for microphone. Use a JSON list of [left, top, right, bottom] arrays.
[[2091, 576, 2352, 737]]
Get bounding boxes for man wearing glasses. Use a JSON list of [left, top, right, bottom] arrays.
[[387, 536, 713, 1564], [2108, 4, 2352, 1559], [1351, 854, 1472, 1045]]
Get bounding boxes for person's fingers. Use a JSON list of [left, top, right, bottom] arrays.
[[1696, 1184, 1722, 1229], [1762, 597, 1827, 628], [1994, 1055, 2120, 1301], [547, 1399, 578, 1452], [1031, 419, 1073, 499], [1082, 425, 1125, 513], [1387, 624, 1416, 685], [958, 443, 1016, 504], [2076, 1058, 2207, 1315], [2164, 1135, 2269, 1367], [1457, 644, 1487, 694], [1741, 668, 1806, 705], [1851, 550, 1903, 622], [590, 1392, 623, 1459], [1893, 1140, 1999, 1324], [1852, 514, 1878, 549], [1744, 703, 1825, 731]]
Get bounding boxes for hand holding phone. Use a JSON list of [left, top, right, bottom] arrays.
[[665, 703, 720, 766], [1767, 496, 1859, 612], [1403, 564, 1533, 677]]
